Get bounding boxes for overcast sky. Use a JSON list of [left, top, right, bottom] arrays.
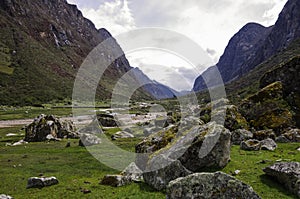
[[67, 0, 287, 91]]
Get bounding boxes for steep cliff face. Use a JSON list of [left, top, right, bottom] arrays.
[[193, 0, 300, 92], [0, 0, 152, 105]]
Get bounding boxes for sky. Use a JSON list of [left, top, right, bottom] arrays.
[[67, 0, 287, 91]]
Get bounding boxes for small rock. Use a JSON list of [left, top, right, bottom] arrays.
[[233, 170, 241, 176], [81, 189, 91, 194], [261, 138, 277, 151], [111, 131, 134, 140], [100, 175, 130, 187], [12, 140, 28, 146], [121, 162, 143, 182], [6, 133, 18, 137], [65, 142, 71, 148], [297, 147, 300, 151], [0, 194, 14, 199], [263, 162, 300, 198], [27, 177, 59, 189], [240, 139, 261, 151], [79, 134, 101, 147]]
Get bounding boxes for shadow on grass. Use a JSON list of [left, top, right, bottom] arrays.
[[138, 182, 165, 194], [259, 174, 296, 198]]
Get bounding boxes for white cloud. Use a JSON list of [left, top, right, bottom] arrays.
[[80, 0, 135, 36]]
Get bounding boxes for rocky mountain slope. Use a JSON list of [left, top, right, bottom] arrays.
[[0, 0, 175, 105], [193, 0, 300, 91]]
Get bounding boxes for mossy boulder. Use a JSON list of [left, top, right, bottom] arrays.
[[253, 129, 276, 141], [200, 99, 248, 131]]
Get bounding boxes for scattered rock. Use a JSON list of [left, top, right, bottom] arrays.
[[80, 189, 91, 194], [253, 129, 276, 141], [27, 176, 59, 189], [121, 162, 143, 182], [12, 140, 28, 146], [166, 172, 261, 199], [0, 194, 14, 199], [96, 114, 118, 127], [261, 138, 277, 151], [6, 133, 18, 137], [263, 162, 300, 198], [276, 129, 300, 143], [79, 134, 101, 147], [231, 129, 253, 145], [240, 139, 261, 151], [233, 170, 241, 176], [100, 175, 130, 187], [143, 156, 191, 191], [25, 114, 77, 142], [111, 131, 134, 140]]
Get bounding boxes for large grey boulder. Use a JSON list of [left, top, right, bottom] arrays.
[[139, 122, 231, 190], [166, 171, 261, 199], [27, 177, 58, 189], [25, 114, 77, 142], [263, 162, 300, 198], [231, 129, 253, 145]]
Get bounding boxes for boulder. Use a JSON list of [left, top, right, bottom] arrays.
[[96, 114, 118, 127], [100, 175, 130, 187], [263, 162, 300, 197], [121, 162, 143, 182], [231, 129, 253, 145], [143, 155, 192, 191], [139, 122, 231, 190], [260, 138, 277, 151], [276, 129, 300, 143], [166, 172, 261, 199], [0, 195, 13, 199], [27, 177, 58, 189], [111, 131, 134, 140], [79, 134, 101, 147], [253, 129, 276, 141], [24, 114, 77, 142], [240, 139, 261, 151]]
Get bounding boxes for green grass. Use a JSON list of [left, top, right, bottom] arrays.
[[0, 126, 164, 199], [0, 126, 299, 198], [0, 107, 73, 120]]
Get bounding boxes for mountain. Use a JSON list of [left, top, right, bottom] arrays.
[[193, 0, 300, 91], [131, 68, 179, 100], [0, 0, 156, 105]]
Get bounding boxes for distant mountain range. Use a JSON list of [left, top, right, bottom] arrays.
[[0, 0, 176, 105], [193, 0, 300, 92]]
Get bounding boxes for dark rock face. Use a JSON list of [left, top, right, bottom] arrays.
[[193, 0, 300, 92], [26, 176, 59, 189], [100, 175, 130, 187], [166, 172, 261, 199], [96, 114, 118, 127], [263, 162, 300, 197], [193, 23, 272, 91], [24, 114, 77, 142]]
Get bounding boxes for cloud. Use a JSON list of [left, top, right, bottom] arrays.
[[78, 0, 136, 35]]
